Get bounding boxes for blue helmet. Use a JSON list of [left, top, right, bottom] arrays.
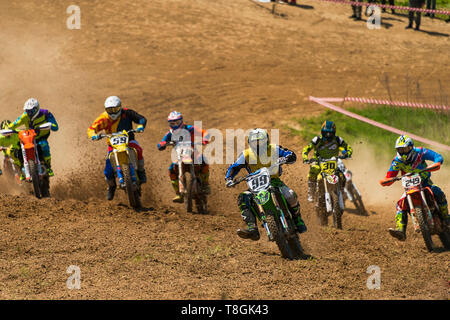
[[321, 120, 336, 141]]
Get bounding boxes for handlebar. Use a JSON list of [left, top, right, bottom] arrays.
[[227, 157, 288, 188], [96, 129, 138, 141], [304, 155, 348, 164], [381, 163, 441, 186]]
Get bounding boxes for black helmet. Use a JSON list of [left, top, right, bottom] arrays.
[[321, 120, 336, 140], [0, 120, 11, 130]]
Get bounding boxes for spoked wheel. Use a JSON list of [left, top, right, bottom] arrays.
[[416, 206, 434, 252], [28, 159, 41, 199], [266, 214, 295, 260], [123, 165, 141, 209], [332, 193, 343, 229], [184, 172, 193, 213]]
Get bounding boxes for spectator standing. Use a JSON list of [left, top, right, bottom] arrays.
[[406, 0, 425, 30], [424, 0, 436, 18]]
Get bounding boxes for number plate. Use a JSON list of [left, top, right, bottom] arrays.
[[402, 174, 421, 189], [320, 160, 337, 173], [247, 168, 270, 192], [110, 135, 128, 146]]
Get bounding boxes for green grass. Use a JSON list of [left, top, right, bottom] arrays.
[[288, 105, 449, 160], [383, 0, 450, 21]]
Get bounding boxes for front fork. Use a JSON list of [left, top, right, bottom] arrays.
[[21, 143, 44, 180], [406, 191, 435, 233], [114, 150, 137, 187], [256, 189, 290, 241], [323, 175, 345, 213]]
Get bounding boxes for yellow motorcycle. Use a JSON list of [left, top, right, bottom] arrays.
[[306, 156, 346, 229], [96, 129, 142, 208]]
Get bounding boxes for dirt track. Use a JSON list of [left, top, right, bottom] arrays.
[[0, 0, 448, 299]]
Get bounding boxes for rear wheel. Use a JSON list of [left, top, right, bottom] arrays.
[[28, 159, 41, 199], [416, 206, 434, 252], [437, 216, 450, 249], [123, 165, 141, 208], [40, 175, 50, 198], [266, 214, 295, 260]]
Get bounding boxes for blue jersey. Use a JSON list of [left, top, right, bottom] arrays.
[[386, 147, 443, 182]]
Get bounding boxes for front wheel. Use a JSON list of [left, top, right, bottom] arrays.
[[184, 172, 194, 213], [28, 159, 41, 199], [122, 165, 141, 208], [415, 206, 434, 252], [332, 192, 343, 229], [266, 214, 295, 260]]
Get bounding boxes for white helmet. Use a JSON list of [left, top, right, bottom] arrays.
[[395, 135, 416, 164], [24, 98, 40, 120], [104, 96, 122, 120], [248, 128, 269, 155]]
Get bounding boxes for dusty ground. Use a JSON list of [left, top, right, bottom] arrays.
[[0, 0, 448, 299]]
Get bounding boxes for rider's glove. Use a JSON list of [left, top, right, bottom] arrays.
[[91, 135, 100, 141], [136, 125, 145, 133], [225, 178, 234, 188], [157, 141, 167, 151]]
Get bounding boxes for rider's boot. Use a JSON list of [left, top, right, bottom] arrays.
[[289, 204, 307, 234], [45, 158, 54, 177], [106, 178, 117, 201], [137, 159, 147, 184], [388, 211, 407, 241], [199, 172, 211, 195], [171, 180, 184, 203], [307, 180, 316, 202], [237, 208, 260, 241]]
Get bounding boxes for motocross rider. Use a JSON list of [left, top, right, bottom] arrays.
[[157, 111, 210, 203], [87, 96, 147, 200], [0, 120, 22, 178], [225, 128, 307, 241], [302, 120, 353, 202], [379, 135, 449, 241], [8, 98, 59, 177]]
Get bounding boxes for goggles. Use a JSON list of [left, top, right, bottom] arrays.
[[169, 120, 182, 128], [396, 146, 412, 155], [106, 106, 121, 114], [26, 107, 39, 117]]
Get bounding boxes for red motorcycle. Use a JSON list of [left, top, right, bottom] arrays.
[[382, 163, 450, 251]]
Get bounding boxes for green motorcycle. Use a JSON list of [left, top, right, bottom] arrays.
[[228, 159, 305, 260]]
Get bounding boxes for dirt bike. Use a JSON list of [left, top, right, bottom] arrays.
[[306, 156, 346, 229], [228, 158, 304, 260], [337, 158, 368, 216], [169, 141, 208, 214], [382, 163, 450, 252], [0, 123, 52, 198], [0, 147, 21, 183], [96, 129, 142, 209]]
